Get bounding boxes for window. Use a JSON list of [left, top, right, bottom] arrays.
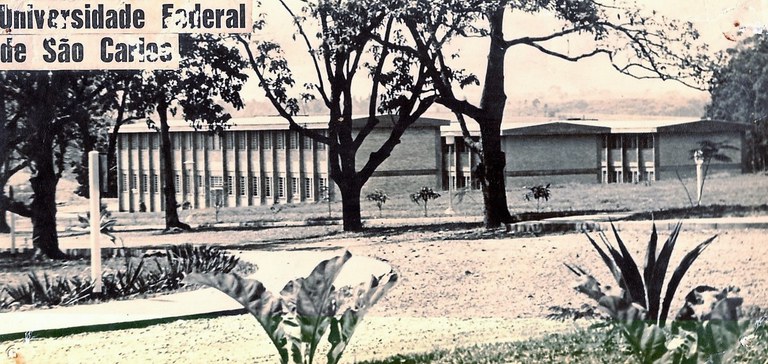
[[237, 133, 246, 150], [237, 176, 245, 196], [251, 176, 259, 196], [196, 175, 203, 189], [639, 134, 654, 149], [614, 171, 623, 183], [120, 173, 127, 192], [250, 132, 259, 149], [623, 135, 637, 149], [276, 132, 285, 149], [264, 177, 272, 197], [304, 178, 313, 199], [609, 135, 621, 149], [278, 177, 285, 198], [318, 177, 328, 198], [131, 173, 137, 189], [227, 176, 234, 195], [289, 132, 299, 149], [210, 176, 224, 188], [263, 133, 272, 149], [174, 174, 181, 193], [226, 133, 235, 149], [302, 135, 312, 150], [141, 173, 149, 192], [183, 174, 190, 193], [151, 174, 159, 193], [291, 177, 299, 197], [316, 132, 326, 150]]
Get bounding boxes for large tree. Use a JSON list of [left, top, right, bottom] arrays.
[[398, 0, 710, 228], [0, 71, 107, 258], [0, 72, 27, 233], [239, 0, 436, 231], [129, 34, 248, 230], [706, 33, 768, 172]]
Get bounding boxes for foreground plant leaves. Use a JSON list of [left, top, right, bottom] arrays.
[[184, 272, 294, 363], [185, 251, 398, 364]]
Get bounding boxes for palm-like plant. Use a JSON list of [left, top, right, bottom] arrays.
[[566, 222, 717, 326]]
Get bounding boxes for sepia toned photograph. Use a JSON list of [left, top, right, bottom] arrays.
[[1, 0, 767, 362]]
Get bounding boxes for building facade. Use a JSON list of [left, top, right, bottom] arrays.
[[441, 119, 749, 188], [116, 116, 448, 212]]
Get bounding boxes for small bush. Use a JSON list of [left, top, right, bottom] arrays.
[[366, 189, 388, 217], [410, 187, 440, 217], [524, 184, 551, 212]]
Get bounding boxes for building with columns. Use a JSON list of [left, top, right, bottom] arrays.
[[116, 115, 449, 212], [441, 118, 749, 189]]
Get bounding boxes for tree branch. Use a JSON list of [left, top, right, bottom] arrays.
[[235, 34, 332, 146], [277, 0, 331, 107]]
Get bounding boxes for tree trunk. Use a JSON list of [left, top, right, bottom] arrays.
[[105, 124, 121, 198], [475, 7, 514, 229], [479, 122, 514, 228], [30, 172, 67, 259], [0, 208, 9, 233], [338, 181, 363, 231], [158, 101, 191, 231], [75, 117, 96, 198]]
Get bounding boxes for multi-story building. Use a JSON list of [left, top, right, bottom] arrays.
[[117, 116, 748, 212], [441, 118, 749, 188], [116, 115, 449, 212]]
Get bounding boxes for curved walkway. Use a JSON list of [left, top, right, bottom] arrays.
[[0, 250, 391, 341]]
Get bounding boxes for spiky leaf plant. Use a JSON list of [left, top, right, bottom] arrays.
[[566, 222, 717, 326]]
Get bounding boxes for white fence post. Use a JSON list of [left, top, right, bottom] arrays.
[[89, 151, 102, 293]]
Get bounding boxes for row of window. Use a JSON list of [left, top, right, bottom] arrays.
[[123, 131, 326, 152], [602, 134, 654, 150], [602, 169, 656, 184], [122, 172, 328, 200]]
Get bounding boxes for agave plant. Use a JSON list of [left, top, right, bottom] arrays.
[[566, 222, 717, 326], [185, 251, 398, 364]]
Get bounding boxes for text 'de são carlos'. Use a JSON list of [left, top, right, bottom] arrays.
[[0, 0, 252, 70]]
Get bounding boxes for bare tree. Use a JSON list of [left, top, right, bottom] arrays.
[[239, 0, 436, 231], [398, 0, 711, 228]]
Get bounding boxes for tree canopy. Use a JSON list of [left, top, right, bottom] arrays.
[[706, 32, 768, 172]]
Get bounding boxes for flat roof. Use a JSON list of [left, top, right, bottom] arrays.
[[118, 115, 450, 133], [441, 118, 750, 137]]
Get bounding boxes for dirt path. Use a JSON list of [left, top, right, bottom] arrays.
[[3, 227, 767, 363]]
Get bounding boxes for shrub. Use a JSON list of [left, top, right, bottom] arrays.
[[185, 251, 398, 364], [565, 223, 756, 363], [1, 245, 244, 310], [410, 187, 440, 217], [366, 189, 388, 217], [524, 184, 551, 212]]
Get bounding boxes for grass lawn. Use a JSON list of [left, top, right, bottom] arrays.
[[102, 173, 768, 227]]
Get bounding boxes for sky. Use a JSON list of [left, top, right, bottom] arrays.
[[244, 0, 768, 108]]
